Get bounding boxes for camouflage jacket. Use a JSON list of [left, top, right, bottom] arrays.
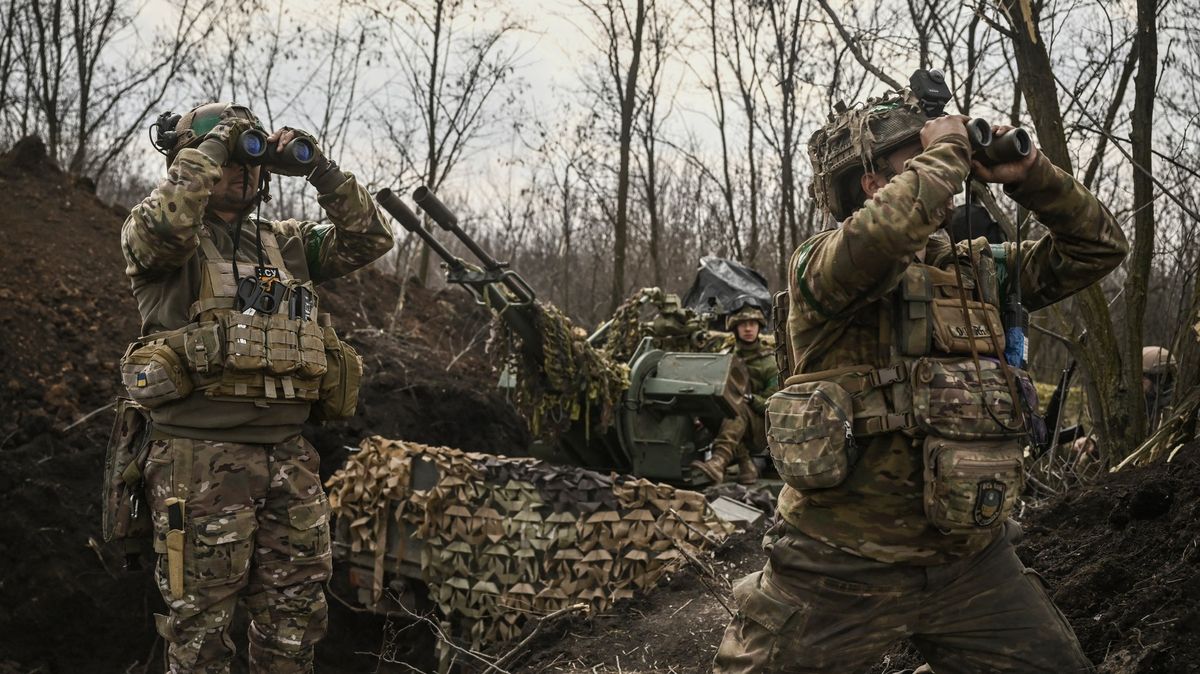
[[120, 142, 393, 442], [728, 337, 779, 414], [779, 135, 1128, 564]]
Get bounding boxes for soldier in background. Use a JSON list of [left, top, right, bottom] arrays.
[[714, 86, 1127, 672], [1143, 346, 1177, 433], [120, 103, 392, 673], [691, 305, 779, 485]]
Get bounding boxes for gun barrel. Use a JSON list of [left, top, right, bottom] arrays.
[[374, 189, 465, 271], [411, 186, 535, 304], [412, 186, 458, 231], [376, 188, 423, 232]]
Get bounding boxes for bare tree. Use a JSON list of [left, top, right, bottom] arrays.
[[578, 0, 651, 312], [372, 0, 522, 283]]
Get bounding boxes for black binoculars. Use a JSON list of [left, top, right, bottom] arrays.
[[231, 129, 318, 173], [910, 69, 1031, 167], [964, 118, 1032, 167]]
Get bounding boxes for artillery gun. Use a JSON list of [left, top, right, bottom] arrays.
[[374, 187, 757, 486]]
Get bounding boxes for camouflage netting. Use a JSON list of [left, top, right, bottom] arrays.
[[601, 287, 724, 363], [326, 437, 734, 647], [494, 301, 629, 440]]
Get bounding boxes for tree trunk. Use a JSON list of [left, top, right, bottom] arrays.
[[417, 0, 447, 287], [610, 0, 647, 313], [999, 0, 1139, 459], [1122, 0, 1158, 445]]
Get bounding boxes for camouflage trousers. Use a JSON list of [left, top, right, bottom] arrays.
[[713, 398, 766, 462], [144, 434, 333, 674], [713, 521, 1092, 674]]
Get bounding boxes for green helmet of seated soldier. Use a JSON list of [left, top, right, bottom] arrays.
[[808, 90, 927, 221], [725, 305, 767, 331]]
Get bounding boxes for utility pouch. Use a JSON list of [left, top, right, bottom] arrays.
[[296, 319, 328, 379], [922, 436, 1024, 533], [313, 326, 362, 421], [102, 399, 152, 544], [121, 342, 193, 408], [929, 299, 1004, 356], [766, 380, 858, 490], [265, 314, 302, 375], [905, 357, 1025, 440], [221, 312, 269, 372], [182, 321, 223, 377]]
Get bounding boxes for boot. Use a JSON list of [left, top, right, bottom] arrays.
[[736, 455, 759, 485], [691, 446, 733, 484]]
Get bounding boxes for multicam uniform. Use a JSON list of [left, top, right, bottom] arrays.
[[714, 96, 1127, 672], [120, 106, 392, 673], [696, 327, 780, 484]]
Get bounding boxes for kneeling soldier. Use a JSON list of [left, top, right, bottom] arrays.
[[119, 103, 393, 673]]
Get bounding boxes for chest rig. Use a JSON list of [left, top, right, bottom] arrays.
[[767, 241, 1031, 533], [120, 222, 360, 416]]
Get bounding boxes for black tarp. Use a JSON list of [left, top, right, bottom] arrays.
[[682, 256, 772, 319]]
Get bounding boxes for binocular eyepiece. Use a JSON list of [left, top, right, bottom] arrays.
[[965, 119, 1032, 167], [232, 129, 317, 172]]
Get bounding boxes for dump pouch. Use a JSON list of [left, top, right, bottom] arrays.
[[922, 436, 1024, 533], [312, 325, 362, 421], [102, 399, 152, 544], [902, 357, 1026, 440], [766, 380, 858, 490], [121, 342, 193, 408]]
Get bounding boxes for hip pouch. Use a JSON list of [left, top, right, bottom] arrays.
[[766, 380, 858, 490], [102, 399, 153, 546], [312, 325, 363, 421], [120, 342, 193, 408], [922, 436, 1024, 533]]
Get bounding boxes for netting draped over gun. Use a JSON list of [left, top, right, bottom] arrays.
[[373, 187, 629, 442]]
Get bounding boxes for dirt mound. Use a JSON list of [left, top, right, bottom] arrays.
[[1018, 445, 1200, 674], [0, 137, 524, 673], [510, 522, 769, 674]]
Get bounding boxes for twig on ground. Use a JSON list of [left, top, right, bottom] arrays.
[[391, 598, 508, 673], [654, 523, 735, 618], [666, 508, 723, 549], [86, 536, 119, 579], [446, 322, 490, 372], [65, 401, 116, 431], [486, 602, 588, 673]]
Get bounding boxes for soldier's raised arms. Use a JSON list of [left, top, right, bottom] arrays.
[[121, 119, 252, 277], [986, 148, 1127, 311], [794, 116, 974, 320]]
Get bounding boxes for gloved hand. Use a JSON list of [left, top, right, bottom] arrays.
[[265, 127, 324, 176], [203, 114, 257, 158]]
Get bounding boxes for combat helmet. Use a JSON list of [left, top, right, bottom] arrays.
[[725, 305, 767, 331], [154, 102, 265, 167], [1142, 346, 1177, 376], [808, 90, 926, 221]]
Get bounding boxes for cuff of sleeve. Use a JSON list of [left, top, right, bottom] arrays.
[[195, 138, 229, 166], [308, 157, 350, 195], [1002, 152, 1059, 201]]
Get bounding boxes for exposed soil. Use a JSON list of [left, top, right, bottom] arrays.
[[1, 136, 1198, 674]]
